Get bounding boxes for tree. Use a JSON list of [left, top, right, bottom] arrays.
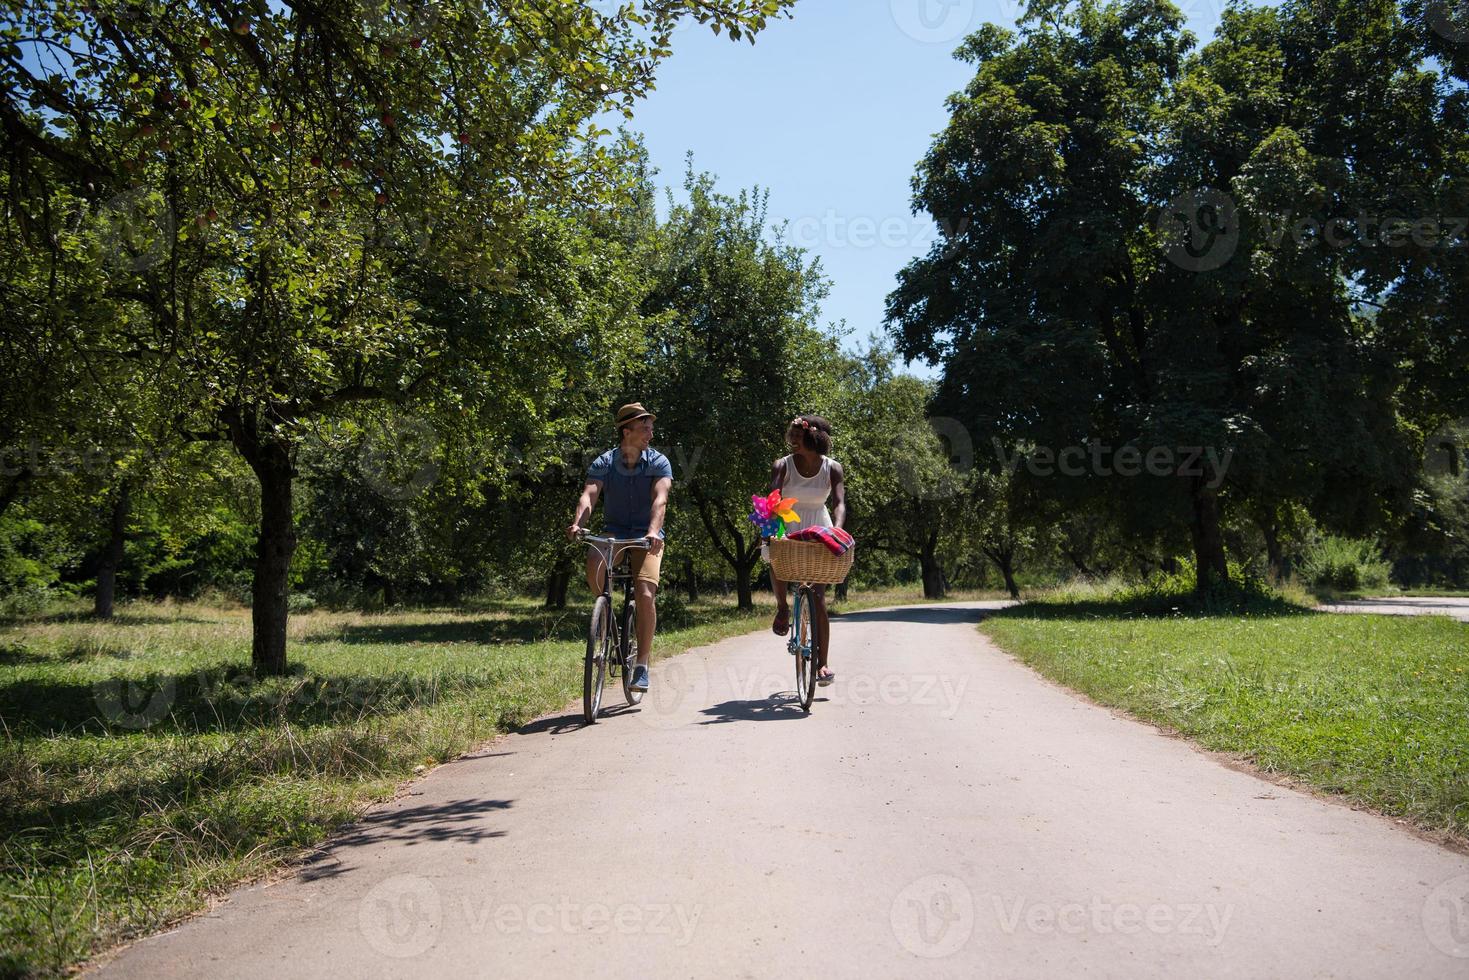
[[3, 0, 794, 671], [637, 166, 837, 608], [888, 0, 1465, 595]]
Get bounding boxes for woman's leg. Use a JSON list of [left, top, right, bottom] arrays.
[[813, 585, 832, 678], [771, 571, 790, 634]]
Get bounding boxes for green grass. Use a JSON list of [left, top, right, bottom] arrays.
[[981, 592, 1469, 844], [0, 584, 988, 977]]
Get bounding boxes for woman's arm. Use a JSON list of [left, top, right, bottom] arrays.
[[767, 457, 786, 494], [829, 460, 847, 530]]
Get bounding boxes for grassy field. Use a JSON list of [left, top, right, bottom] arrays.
[[0, 585, 994, 977], [981, 592, 1469, 844]]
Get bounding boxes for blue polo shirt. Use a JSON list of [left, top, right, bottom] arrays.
[[588, 448, 673, 538]]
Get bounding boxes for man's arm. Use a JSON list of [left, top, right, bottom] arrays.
[[829, 461, 847, 530], [646, 476, 671, 555], [567, 480, 603, 540]]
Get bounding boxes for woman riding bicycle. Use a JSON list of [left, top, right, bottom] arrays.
[[768, 414, 846, 686]]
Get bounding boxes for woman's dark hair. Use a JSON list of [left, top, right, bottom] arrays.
[[787, 414, 833, 454]]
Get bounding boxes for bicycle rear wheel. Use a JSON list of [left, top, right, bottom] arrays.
[[584, 595, 611, 723], [621, 601, 643, 706], [794, 586, 817, 712]]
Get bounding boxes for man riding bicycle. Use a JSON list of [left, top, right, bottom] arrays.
[[566, 402, 672, 693]]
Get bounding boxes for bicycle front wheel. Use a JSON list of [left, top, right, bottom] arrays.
[[621, 602, 643, 706], [584, 595, 611, 723], [794, 586, 817, 712]]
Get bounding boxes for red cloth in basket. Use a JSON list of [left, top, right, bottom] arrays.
[[786, 526, 855, 556]]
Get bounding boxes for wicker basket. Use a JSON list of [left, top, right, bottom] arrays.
[[768, 537, 855, 585]]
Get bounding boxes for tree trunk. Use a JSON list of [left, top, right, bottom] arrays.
[[0, 467, 31, 521], [683, 557, 698, 602], [1259, 515, 1283, 583], [227, 406, 296, 676], [997, 554, 1019, 600], [545, 558, 572, 609], [1189, 480, 1229, 595], [94, 481, 131, 619], [382, 579, 397, 607], [734, 557, 756, 610], [919, 531, 946, 599]]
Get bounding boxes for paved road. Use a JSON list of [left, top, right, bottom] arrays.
[[93, 602, 1469, 978], [1320, 596, 1469, 623]]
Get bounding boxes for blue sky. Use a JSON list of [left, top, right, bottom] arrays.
[[628, 0, 1229, 378]]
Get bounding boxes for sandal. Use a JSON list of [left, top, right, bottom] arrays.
[[817, 668, 835, 686], [771, 609, 791, 636]]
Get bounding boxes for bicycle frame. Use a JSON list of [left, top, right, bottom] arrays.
[[580, 533, 651, 722]]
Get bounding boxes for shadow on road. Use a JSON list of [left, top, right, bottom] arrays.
[[833, 607, 990, 625], [300, 797, 513, 880], [698, 696, 815, 723]]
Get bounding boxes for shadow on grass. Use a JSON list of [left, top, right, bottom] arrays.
[[306, 601, 758, 647], [987, 592, 1318, 622], [0, 664, 504, 739]]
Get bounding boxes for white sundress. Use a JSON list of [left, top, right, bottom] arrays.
[[762, 455, 834, 563]]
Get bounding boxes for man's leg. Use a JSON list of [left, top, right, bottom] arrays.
[[585, 550, 606, 595], [631, 545, 662, 667], [634, 581, 656, 666]]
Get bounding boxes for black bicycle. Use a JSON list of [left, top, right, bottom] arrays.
[[579, 533, 650, 724]]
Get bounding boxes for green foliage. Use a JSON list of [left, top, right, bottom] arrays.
[[889, 0, 1468, 591], [1298, 535, 1393, 592]]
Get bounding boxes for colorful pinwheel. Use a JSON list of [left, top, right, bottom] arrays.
[[749, 490, 800, 539]]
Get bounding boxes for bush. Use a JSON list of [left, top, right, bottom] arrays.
[[1298, 536, 1392, 593]]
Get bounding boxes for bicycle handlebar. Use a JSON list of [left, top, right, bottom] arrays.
[[577, 531, 652, 548]]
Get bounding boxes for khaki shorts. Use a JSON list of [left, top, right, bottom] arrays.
[[626, 545, 663, 587], [589, 543, 663, 589]]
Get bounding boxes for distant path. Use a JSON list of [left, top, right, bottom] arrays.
[[1320, 596, 1469, 622], [92, 601, 1469, 978]]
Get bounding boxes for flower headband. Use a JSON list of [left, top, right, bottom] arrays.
[[791, 417, 812, 430]]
